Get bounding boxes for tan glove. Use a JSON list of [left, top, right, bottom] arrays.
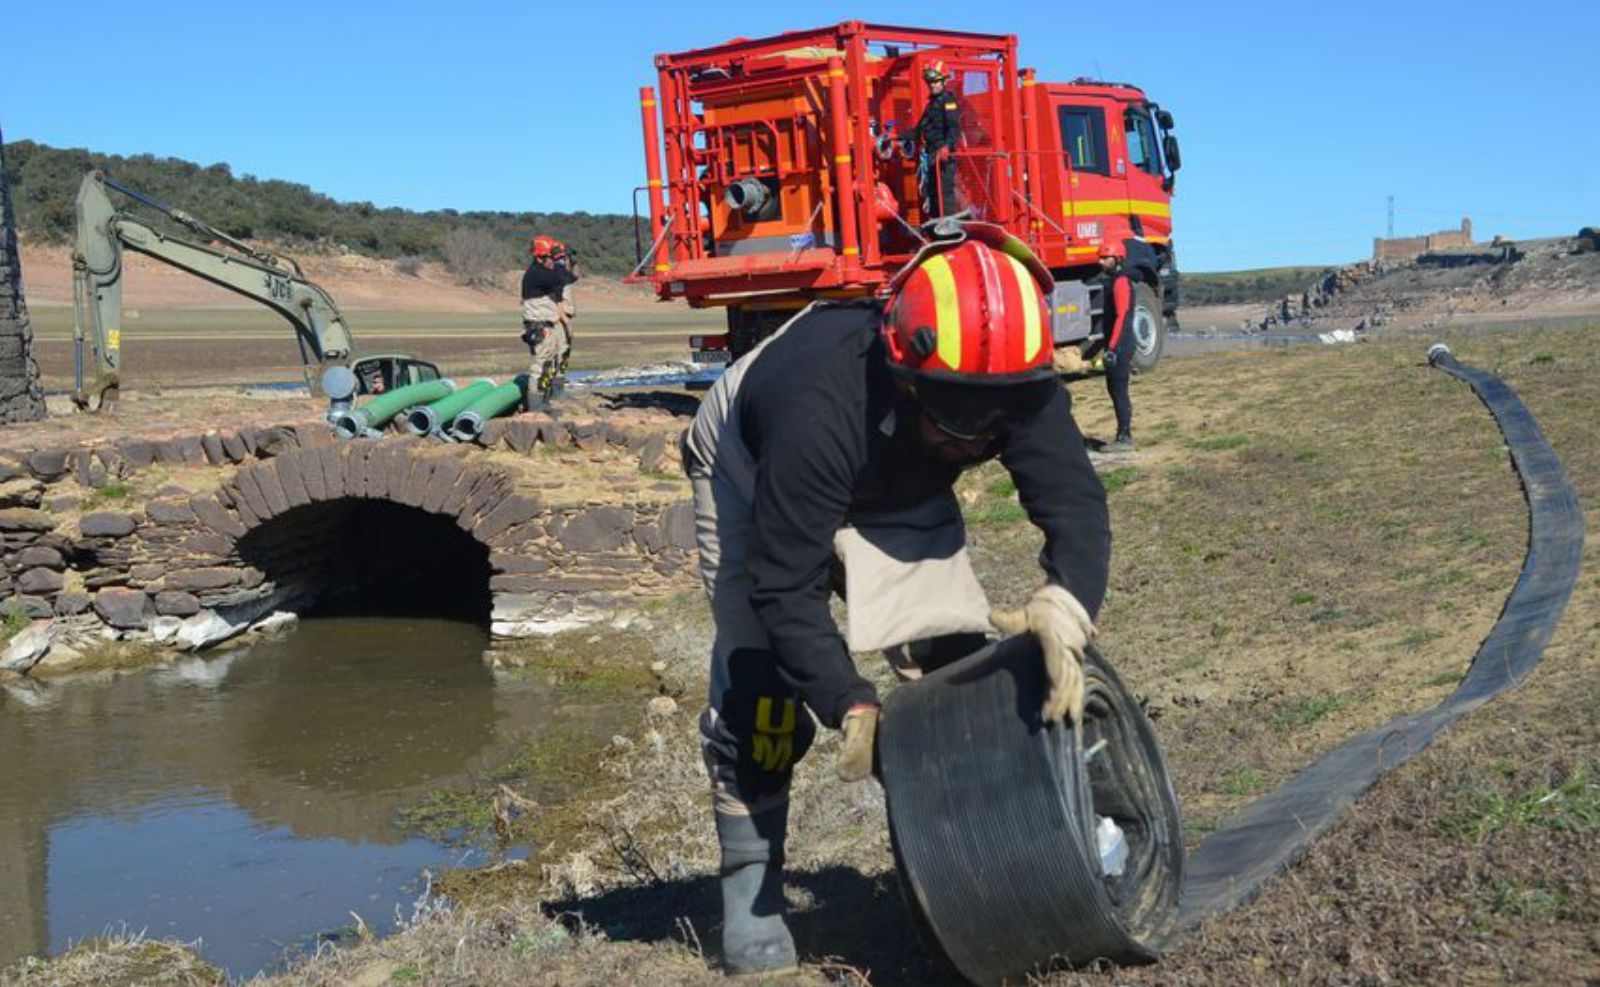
[[990, 585, 1096, 724], [836, 704, 881, 782]]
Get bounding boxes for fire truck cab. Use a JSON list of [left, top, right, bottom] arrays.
[[632, 23, 1182, 372]]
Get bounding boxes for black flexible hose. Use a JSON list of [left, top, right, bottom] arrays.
[[1176, 344, 1584, 925], [879, 642, 1182, 985], [877, 346, 1584, 982]]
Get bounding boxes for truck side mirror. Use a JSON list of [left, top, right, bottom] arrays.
[[1156, 109, 1175, 130], [1162, 134, 1182, 172]]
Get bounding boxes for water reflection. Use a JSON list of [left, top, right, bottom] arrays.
[[0, 617, 623, 976]]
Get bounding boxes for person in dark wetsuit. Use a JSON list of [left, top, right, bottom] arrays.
[[681, 224, 1111, 975]]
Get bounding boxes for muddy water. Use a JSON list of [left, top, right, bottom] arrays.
[[0, 618, 635, 977]]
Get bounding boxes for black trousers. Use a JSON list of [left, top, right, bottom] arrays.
[[1105, 327, 1134, 436]]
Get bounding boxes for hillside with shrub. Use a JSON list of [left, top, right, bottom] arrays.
[[3, 140, 644, 277]]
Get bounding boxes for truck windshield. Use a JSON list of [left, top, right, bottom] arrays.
[[1057, 106, 1108, 176], [1125, 109, 1161, 176]]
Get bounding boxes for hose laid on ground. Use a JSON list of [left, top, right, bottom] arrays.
[[878, 641, 1183, 986], [877, 346, 1583, 984], [405, 379, 495, 436], [1174, 344, 1584, 925], [449, 379, 528, 442], [333, 378, 456, 439]]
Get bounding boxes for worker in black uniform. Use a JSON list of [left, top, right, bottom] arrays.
[[682, 224, 1110, 975], [913, 60, 961, 218], [1098, 241, 1136, 451], [520, 235, 572, 408]]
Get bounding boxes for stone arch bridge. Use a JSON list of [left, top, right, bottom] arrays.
[[0, 408, 696, 666]]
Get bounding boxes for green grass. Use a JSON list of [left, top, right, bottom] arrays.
[[1290, 592, 1318, 606], [1424, 670, 1464, 687], [1193, 434, 1250, 452], [1269, 695, 1349, 729], [1, 604, 30, 644], [987, 476, 1017, 498], [81, 480, 134, 509], [1435, 766, 1600, 843], [967, 500, 1027, 526], [1101, 466, 1139, 493], [1220, 767, 1269, 796]]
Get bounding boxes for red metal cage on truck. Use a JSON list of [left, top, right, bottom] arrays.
[[631, 22, 1182, 371]]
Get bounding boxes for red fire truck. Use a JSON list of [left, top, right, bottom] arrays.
[[631, 22, 1182, 372]]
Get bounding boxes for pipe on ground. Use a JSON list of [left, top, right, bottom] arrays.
[[405, 379, 495, 436], [333, 378, 456, 439], [448, 379, 527, 442]]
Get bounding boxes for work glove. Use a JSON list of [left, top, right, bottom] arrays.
[[836, 703, 881, 782], [1102, 348, 1119, 368], [990, 585, 1096, 724]]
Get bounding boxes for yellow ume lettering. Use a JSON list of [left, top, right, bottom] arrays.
[[752, 697, 797, 772]]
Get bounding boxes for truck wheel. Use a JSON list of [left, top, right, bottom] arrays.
[[1128, 283, 1165, 374]]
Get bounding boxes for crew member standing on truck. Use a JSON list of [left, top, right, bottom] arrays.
[[682, 224, 1110, 976], [520, 235, 571, 408], [1099, 241, 1136, 451], [913, 61, 961, 218]]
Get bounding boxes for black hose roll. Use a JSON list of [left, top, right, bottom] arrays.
[[878, 636, 1183, 986]]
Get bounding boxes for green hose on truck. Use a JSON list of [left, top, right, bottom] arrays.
[[449, 378, 527, 442], [405, 379, 495, 436], [333, 378, 456, 439]]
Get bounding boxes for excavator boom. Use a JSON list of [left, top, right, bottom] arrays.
[[71, 171, 356, 409]]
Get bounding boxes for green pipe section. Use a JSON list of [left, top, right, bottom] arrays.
[[405, 379, 495, 435], [334, 378, 456, 438], [449, 380, 527, 441]]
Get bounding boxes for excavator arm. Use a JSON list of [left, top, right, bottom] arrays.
[[71, 170, 355, 409]]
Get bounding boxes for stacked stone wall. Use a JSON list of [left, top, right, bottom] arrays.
[[0, 129, 48, 423], [1, 413, 696, 672]]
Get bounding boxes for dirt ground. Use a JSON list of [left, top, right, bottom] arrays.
[[4, 307, 1597, 983]]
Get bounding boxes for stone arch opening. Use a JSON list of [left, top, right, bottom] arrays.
[[237, 498, 491, 623]]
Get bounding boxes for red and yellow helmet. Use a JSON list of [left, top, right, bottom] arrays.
[[529, 235, 556, 258], [882, 224, 1058, 437], [1098, 240, 1126, 261], [551, 239, 569, 258]]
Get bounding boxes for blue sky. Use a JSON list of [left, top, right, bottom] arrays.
[[5, 0, 1596, 271]]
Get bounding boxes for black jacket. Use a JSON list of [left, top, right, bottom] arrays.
[[521, 262, 573, 302], [732, 302, 1111, 727], [914, 89, 962, 153]]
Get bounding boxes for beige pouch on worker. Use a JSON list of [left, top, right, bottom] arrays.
[[832, 495, 993, 655], [522, 296, 561, 323]]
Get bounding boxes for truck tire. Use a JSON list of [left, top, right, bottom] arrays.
[[1128, 282, 1165, 374]]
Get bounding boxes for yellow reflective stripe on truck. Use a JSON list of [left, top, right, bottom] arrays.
[[1061, 199, 1172, 218]]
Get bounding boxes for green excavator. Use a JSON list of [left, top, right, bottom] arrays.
[[70, 170, 440, 410]]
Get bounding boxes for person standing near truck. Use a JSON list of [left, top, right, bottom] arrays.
[[682, 224, 1110, 975], [913, 61, 961, 218], [1098, 241, 1136, 451], [520, 235, 571, 408]]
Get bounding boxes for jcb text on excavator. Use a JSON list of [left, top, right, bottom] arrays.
[[631, 22, 1182, 373]]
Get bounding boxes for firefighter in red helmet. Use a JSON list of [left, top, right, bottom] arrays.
[[1098, 240, 1136, 451], [682, 224, 1110, 975], [520, 235, 576, 407]]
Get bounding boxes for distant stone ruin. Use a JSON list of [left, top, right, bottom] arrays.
[[1372, 217, 1474, 264], [0, 128, 48, 424]]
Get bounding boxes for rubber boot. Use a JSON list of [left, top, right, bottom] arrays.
[[716, 807, 797, 976]]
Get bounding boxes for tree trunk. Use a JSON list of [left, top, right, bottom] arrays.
[[0, 128, 48, 423]]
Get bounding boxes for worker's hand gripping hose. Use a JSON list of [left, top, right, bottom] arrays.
[[990, 584, 1096, 724], [878, 638, 1183, 985]]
